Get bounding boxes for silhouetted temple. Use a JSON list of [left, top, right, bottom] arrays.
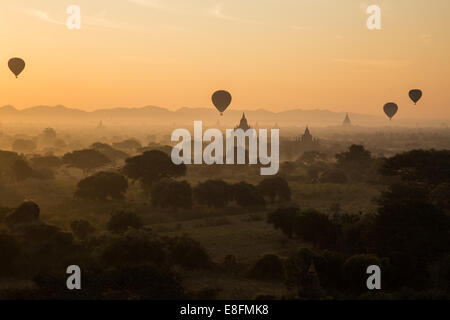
[[299, 261, 325, 299], [343, 113, 352, 127], [296, 126, 319, 151], [96, 120, 105, 130], [235, 112, 251, 131]]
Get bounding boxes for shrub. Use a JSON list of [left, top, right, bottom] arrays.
[[74, 171, 128, 200], [320, 168, 348, 184], [257, 177, 291, 203], [100, 231, 166, 267], [4, 201, 40, 228], [267, 207, 299, 238], [232, 182, 265, 210], [193, 180, 232, 208], [151, 179, 192, 210], [248, 254, 284, 281], [167, 235, 211, 270], [70, 220, 96, 240], [106, 211, 143, 234]]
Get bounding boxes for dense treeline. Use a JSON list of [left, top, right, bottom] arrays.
[[0, 132, 449, 300], [267, 149, 450, 298]]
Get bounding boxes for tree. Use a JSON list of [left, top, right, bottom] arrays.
[[257, 176, 291, 203], [193, 180, 232, 208], [39, 128, 57, 147], [293, 209, 339, 249], [232, 182, 265, 210], [41, 128, 57, 141], [297, 151, 328, 167], [429, 254, 450, 292], [0, 233, 23, 278], [151, 179, 192, 210], [70, 220, 96, 240], [90, 142, 129, 163], [123, 150, 186, 190], [106, 211, 143, 234], [30, 155, 63, 170], [167, 236, 211, 269], [12, 139, 36, 154], [100, 230, 165, 266], [382, 149, 450, 186], [4, 201, 40, 228], [63, 149, 111, 174], [248, 254, 284, 280], [320, 168, 348, 184], [267, 207, 299, 238], [373, 182, 450, 288], [336, 145, 373, 167], [430, 183, 450, 211], [113, 139, 142, 151], [0, 151, 22, 175], [11, 159, 35, 182], [335, 145, 375, 182], [74, 171, 128, 200]]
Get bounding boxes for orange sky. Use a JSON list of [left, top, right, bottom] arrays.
[[1, 0, 450, 119]]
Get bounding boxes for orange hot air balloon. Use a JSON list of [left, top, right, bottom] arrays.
[[212, 90, 232, 116], [8, 58, 26, 78]]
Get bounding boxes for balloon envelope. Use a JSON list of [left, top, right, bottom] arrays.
[[409, 89, 422, 105], [383, 102, 398, 120], [8, 58, 25, 78], [212, 90, 232, 115]]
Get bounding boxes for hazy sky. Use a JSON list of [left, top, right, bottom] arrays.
[[1, 0, 450, 119]]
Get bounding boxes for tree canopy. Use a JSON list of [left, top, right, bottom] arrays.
[[257, 176, 291, 203], [63, 149, 111, 174], [74, 171, 128, 200], [382, 149, 450, 186], [193, 179, 232, 208], [123, 150, 186, 189]]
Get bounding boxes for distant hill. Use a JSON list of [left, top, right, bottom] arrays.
[[0, 105, 439, 127]]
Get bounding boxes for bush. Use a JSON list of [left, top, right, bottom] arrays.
[[193, 180, 232, 208], [106, 211, 143, 234], [0, 233, 23, 278], [248, 254, 284, 281], [12, 139, 36, 153], [257, 177, 291, 203], [70, 220, 96, 240], [293, 209, 339, 249], [123, 150, 186, 190], [1, 264, 187, 300], [320, 168, 348, 184], [232, 182, 265, 210], [4, 201, 40, 228], [11, 159, 35, 182], [267, 207, 299, 238], [167, 236, 211, 270], [74, 171, 128, 200], [151, 179, 192, 210], [100, 230, 166, 267], [63, 149, 111, 174]]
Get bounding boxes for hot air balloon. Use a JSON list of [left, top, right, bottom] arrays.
[[409, 89, 422, 105], [8, 58, 25, 78], [383, 102, 398, 120], [212, 90, 232, 116]]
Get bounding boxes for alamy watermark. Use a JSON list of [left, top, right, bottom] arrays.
[[171, 121, 279, 175], [367, 5, 381, 30], [66, 5, 81, 30]]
